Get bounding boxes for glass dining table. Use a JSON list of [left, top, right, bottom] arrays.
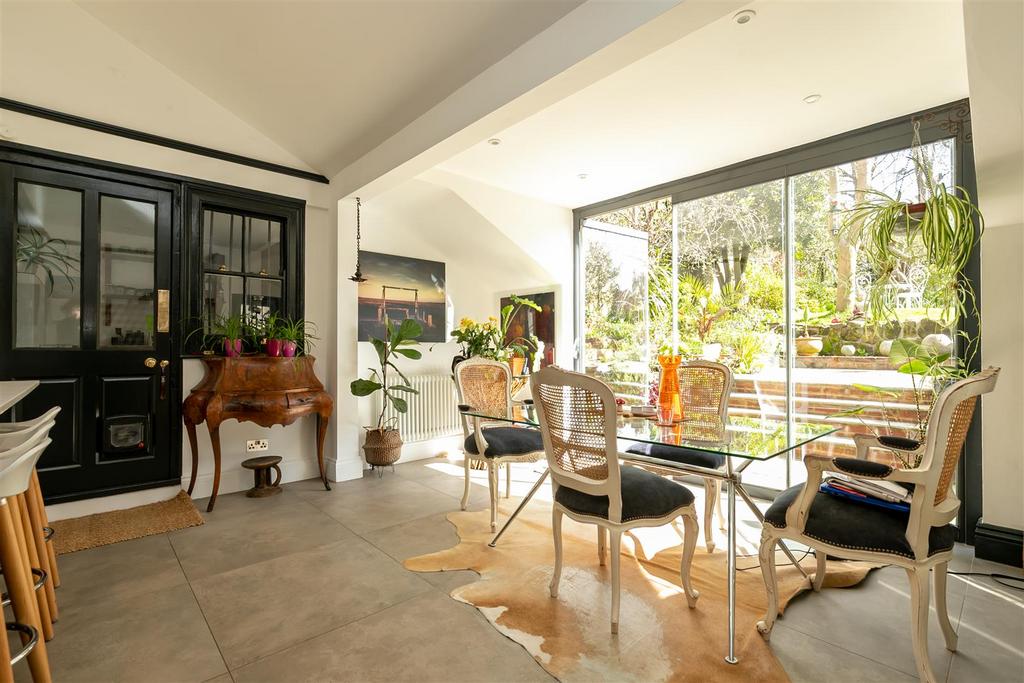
[[460, 404, 837, 665]]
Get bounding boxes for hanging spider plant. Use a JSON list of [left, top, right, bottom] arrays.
[[16, 226, 80, 294]]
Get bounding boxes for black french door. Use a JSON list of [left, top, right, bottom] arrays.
[[0, 162, 180, 502]]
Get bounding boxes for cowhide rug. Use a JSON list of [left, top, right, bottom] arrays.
[[405, 496, 875, 682]]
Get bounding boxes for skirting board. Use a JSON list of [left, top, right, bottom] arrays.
[[974, 520, 1024, 568]]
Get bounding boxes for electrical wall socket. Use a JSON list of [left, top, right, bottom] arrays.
[[246, 439, 269, 452]]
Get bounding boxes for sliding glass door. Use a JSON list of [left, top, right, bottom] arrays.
[[578, 138, 957, 496]]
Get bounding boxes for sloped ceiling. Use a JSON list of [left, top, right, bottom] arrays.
[[70, 0, 582, 176]]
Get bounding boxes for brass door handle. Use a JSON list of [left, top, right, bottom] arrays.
[[144, 357, 157, 368], [159, 360, 170, 369]]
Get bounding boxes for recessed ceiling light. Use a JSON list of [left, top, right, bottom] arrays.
[[487, 138, 501, 146], [733, 9, 756, 24], [577, 173, 589, 181], [803, 93, 822, 104]]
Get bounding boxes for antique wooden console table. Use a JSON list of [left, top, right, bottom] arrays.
[[183, 356, 333, 511]]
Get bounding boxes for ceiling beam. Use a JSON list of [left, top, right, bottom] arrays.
[[329, 0, 745, 200]]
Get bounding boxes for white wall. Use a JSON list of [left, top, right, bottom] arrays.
[[963, 0, 1024, 532], [333, 177, 573, 468]]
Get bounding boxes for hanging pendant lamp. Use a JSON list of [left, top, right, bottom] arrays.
[[349, 197, 367, 283]]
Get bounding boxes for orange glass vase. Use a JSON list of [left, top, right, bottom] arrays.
[[656, 354, 684, 423]]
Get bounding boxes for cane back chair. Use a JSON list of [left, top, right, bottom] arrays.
[[531, 366, 700, 634], [756, 367, 999, 683], [454, 357, 545, 531], [626, 361, 733, 551]]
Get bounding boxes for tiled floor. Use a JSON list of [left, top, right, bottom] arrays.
[[21, 457, 1024, 682]]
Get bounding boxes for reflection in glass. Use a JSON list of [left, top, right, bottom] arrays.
[[203, 210, 243, 272], [15, 183, 82, 348], [203, 274, 244, 328], [99, 197, 156, 348], [246, 218, 282, 276], [245, 278, 282, 325]]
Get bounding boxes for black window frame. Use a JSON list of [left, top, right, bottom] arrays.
[[183, 186, 305, 356], [573, 99, 981, 542]]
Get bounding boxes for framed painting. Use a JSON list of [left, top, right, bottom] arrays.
[[357, 251, 446, 342]]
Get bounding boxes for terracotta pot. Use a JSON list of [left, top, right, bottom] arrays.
[[281, 340, 298, 357], [363, 427, 403, 468], [223, 338, 242, 357], [265, 339, 283, 357], [796, 336, 823, 357], [509, 355, 526, 377]]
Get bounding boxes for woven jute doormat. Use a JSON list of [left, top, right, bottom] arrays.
[[51, 490, 204, 555]]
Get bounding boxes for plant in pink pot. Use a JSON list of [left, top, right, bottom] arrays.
[[277, 317, 317, 358], [206, 314, 246, 357]]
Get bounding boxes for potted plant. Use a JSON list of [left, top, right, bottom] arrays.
[[448, 295, 541, 375], [209, 314, 246, 357], [679, 275, 735, 361], [795, 309, 823, 357], [259, 312, 284, 357], [350, 318, 422, 472], [277, 317, 318, 357]]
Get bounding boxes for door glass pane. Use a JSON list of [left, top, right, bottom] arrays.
[[99, 196, 156, 348], [245, 217, 282, 276], [203, 210, 242, 272], [790, 139, 956, 482], [245, 278, 282, 326], [203, 273, 244, 328], [15, 182, 82, 348], [674, 180, 787, 490]]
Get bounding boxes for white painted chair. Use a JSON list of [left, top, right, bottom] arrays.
[[454, 357, 545, 531], [531, 365, 700, 634], [756, 367, 999, 683], [626, 360, 733, 551]]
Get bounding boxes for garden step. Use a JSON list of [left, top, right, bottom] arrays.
[[728, 393, 924, 422]]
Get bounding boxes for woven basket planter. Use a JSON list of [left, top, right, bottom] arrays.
[[363, 427, 403, 467]]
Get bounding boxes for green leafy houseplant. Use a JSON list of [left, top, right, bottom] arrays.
[[449, 295, 542, 362], [16, 227, 80, 294], [275, 317, 318, 356]]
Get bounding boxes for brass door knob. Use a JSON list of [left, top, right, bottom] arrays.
[[144, 357, 157, 368], [159, 360, 170, 369]]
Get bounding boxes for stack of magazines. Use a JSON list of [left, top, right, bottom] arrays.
[[820, 472, 912, 512]]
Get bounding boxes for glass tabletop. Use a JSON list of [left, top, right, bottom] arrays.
[[460, 405, 837, 462]]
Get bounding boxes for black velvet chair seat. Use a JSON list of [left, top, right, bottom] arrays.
[[555, 466, 695, 523], [464, 427, 544, 457], [765, 484, 955, 559], [625, 442, 726, 470]]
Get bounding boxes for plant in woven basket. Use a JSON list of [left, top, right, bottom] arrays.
[[351, 318, 422, 469]]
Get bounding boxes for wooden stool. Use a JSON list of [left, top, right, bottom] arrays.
[[241, 456, 282, 498]]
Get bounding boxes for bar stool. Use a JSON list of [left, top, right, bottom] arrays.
[[0, 439, 53, 683], [0, 418, 59, 629], [0, 410, 61, 592]]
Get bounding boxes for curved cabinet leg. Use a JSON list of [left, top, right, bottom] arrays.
[[934, 562, 958, 652], [756, 531, 779, 641], [185, 420, 199, 496], [906, 566, 937, 683], [680, 511, 700, 607], [206, 424, 221, 513], [316, 413, 331, 491]]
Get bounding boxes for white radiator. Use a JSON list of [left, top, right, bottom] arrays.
[[377, 373, 462, 443]]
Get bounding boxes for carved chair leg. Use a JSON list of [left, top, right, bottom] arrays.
[[461, 454, 471, 511], [609, 529, 622, 634], [549, 507, 563, 598], [487, 461, 498, 531], [906, 566, 938, 683], [756, 531, 780, 641], [934, 562, 958, 652], [505, 462, 511, 499], [714, 479, 726, 531], [680, 510, 700, 607], [812, 550, 827, 592], [702, 477, 716, 553], [598, 526, 607, 567]]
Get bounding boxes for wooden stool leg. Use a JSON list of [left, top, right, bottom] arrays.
[[0, 618, 13, 683], [30, 473, 58, 589], [0, 500, 51, 683], [23, 490, 56, 621], [11, 496, 52, 641]]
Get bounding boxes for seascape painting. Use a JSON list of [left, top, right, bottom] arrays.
[[357, 251, 446, 342]]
